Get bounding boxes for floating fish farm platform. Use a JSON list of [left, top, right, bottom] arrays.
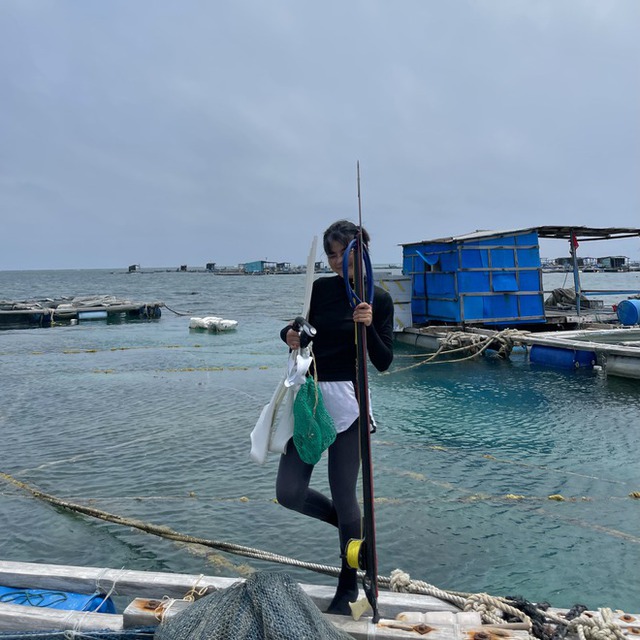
[[0, 296, 163, 330]]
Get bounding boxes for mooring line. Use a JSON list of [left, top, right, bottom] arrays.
[[3, 341, 277, 358], [0, 471, 342, 579], [374, 439, 628, 486]]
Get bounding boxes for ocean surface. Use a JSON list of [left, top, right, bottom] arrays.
[[1, 268, 639, 614]]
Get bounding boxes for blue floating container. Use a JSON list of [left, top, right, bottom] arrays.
[[401, 229, 546, 326], [617, 300, 640, 326], [78, 310, 109, 321], [0, 585, 116, 613], [530, 345, 596, 369]]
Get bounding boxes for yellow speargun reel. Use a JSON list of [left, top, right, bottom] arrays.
[[345, 537, 366, 571]]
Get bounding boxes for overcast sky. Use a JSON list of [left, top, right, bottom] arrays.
[[1, 0, 639, 270]]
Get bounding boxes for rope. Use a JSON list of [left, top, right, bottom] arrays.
[[162, 303, 191, 316], [154, 573, 210, 622], [389, 329, 524, 373], [94, 566, 127, 610], [567, 608, 628, 640], [0, 472, 343, 580], [155, 596, 181, 623], [182, 574, 208, 602], [387, 570, 536, 636], [386, 571, 626, 640]]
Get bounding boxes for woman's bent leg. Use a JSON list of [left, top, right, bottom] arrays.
[[275, 438, 338, 526]]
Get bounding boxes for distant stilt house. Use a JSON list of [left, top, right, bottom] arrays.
[[240, 260, 303, 274], [242, 260, 277, 274], [556, 256, 584, 270], [597, 256, 628, 271]]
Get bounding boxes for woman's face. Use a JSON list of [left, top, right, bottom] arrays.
[[326, 239, 354, 278]]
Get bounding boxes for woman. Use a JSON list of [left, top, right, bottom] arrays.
[[276, 219, 394, 615]]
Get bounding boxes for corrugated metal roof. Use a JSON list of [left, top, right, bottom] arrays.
[[401, 228, 537, 246], [535, 225, 640, 241], [401, 226, 640, 246]]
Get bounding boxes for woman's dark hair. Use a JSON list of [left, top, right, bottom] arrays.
[[323, 220, 370, 255]]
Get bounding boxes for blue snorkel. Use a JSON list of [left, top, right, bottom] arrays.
[[342, 238, 374, 308]]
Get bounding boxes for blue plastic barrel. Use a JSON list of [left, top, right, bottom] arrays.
[[530, 345, 596, 369], [617, 300, 640, 326]]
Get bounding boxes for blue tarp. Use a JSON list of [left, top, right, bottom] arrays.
[[0, 587, 115, 614]]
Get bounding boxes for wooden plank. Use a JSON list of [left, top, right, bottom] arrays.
[[0, 602, 123, 632]]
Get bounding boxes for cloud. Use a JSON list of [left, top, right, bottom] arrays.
[[1, 0, 639, 269]]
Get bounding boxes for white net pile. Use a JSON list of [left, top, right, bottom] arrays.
[[154, 572, 354, 640]]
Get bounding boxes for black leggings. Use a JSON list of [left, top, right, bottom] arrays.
[[276, 420, 362, 555]]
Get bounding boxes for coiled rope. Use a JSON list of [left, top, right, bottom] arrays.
[[567, 608, 628, 640], [389, 328, 525, 374], [387, 570, 533, 629], [387, 571, 629, 640], [0, 472, 629, 640]]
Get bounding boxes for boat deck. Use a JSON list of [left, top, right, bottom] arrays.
[[0, 561, 637, 640]]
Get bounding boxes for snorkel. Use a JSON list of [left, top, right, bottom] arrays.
[[342, 239, 374, 308]]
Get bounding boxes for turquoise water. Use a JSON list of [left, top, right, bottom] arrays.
[[0, 269, 639, 613]]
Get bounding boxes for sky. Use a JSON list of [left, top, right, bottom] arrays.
[[1, 0, 639, 270]]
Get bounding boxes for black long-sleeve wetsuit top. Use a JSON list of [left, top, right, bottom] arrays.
[[282, 275, 394, 381]]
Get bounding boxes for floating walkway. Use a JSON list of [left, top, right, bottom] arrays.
[[519, 326, 640, 378], [0, 296, 163, 330], [394, 325, 640, 379]]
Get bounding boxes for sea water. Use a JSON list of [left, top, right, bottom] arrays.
[[0, 268, 639, 613]]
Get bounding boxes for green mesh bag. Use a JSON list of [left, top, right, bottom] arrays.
[[293, 377, 336, 464]]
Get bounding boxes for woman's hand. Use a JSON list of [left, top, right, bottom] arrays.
[[353, 302, 372, 327], [285, 327, 301, 349]]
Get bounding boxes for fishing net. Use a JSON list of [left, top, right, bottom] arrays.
[[0, 631, 156, 639], [293, 377, 336, 465], [154, 572, 353, 640]]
